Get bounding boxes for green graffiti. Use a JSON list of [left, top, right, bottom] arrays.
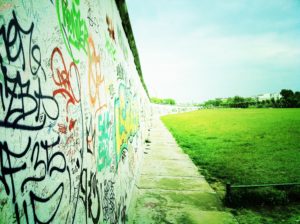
[[0, 72, 3, 83], [56, 0, 89, 63], [98, 112, 111, 172], [105, 34, 117, 61]]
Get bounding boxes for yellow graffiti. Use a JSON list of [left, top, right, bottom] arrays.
[[115, 83, 139, 162]]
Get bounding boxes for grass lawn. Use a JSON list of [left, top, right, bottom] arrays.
[[161, 108, 300, 223]]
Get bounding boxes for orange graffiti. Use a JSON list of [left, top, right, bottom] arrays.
[[87, 36, 107, 115], [106, 15, 115, 42], [0, 3, 13, 12]]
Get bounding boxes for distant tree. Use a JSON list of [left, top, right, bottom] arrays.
[[294, 92, 300, 107], [245, 97, 256, 107], [270, 97, 276, 106], [214, 98, 222, 107], [150, 97, 162, 104], [203, 98, 222, 107], [231, 96, 248, 108], [151, 97, 176, 105], [280, 89, 294, 99], [200, 89, 300, 109], [226, 97, 233, 107], [163, 98, 176, 105], [280, 89, 295, 108]]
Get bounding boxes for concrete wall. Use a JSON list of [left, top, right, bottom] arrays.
[[0, 0, 150, 223]]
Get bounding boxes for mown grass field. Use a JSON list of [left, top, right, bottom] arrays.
[[161, 108, 300, 223]]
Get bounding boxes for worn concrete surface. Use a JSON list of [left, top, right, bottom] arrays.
[[129, 118, 238, 224]]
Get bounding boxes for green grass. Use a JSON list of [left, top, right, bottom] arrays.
[[161, 108, 300, 223]]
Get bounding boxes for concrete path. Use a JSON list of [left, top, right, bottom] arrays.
[[129, 118, 238, 224]]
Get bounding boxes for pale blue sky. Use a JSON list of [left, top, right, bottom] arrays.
[[126, 0, 300, 103]]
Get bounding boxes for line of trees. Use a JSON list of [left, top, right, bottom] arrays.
[[280, 89, 300, 108], [150, 97, 176, 105], [200, 89, 300, 109]]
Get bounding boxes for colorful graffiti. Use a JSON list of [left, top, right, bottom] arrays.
[[0, 0, 149, 223], [106, 15, 115, 42], [97, 111, 112, 172], [87, 36, 107, 115], [51, 47, 81, 123], [56, 0, 89, 63], [115, 83, 139, 165]]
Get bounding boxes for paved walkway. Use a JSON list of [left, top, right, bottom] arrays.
[[129, 118, 238, 224]]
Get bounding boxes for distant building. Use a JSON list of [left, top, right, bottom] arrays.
[[256, 93, 281, 102]]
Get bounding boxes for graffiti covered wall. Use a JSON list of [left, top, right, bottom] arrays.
[[0, 0, 150, 223]]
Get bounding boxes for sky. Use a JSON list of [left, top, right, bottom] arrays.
[[126, 0, 300, 103]]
